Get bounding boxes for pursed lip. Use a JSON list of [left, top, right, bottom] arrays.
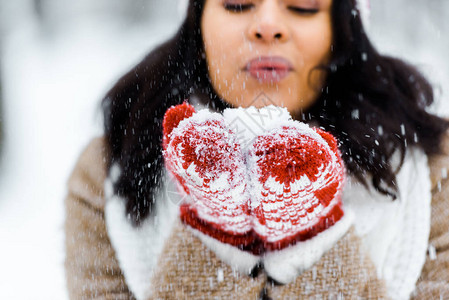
[[243, 56, 294, 82]]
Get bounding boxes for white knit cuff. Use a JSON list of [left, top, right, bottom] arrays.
[[262, 210, 355, 284]]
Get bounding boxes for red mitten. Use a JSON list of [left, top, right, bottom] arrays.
[[163, 104, 352, 281], [246, 120, 352, 284], [162, 103, 256, 249], [248, 123, 345, 249], [162, 102, 196, 149]]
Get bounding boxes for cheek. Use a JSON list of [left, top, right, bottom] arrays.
[[308, 19, 332, 66], [203, 19, 245, 96], [203, 23, 229, 74], [295, 20, 332, 86], [204, 36, 232, 93], [287, 20, 332, 109]]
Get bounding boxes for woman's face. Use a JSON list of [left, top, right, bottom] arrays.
[[201, 0, 333, 113]]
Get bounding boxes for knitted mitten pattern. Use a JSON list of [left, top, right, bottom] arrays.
[[248, 123, 345, 251], [163, 103, 346, 252], [163, 103, 254, 248], [162, 103, 352, 287]]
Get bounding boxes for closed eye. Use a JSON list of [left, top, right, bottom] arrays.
[[224, 4, 254, 12], [288, 6, 319, 15]]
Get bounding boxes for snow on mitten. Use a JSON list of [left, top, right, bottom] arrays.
[[247, 121, 354, 284], [162, 103, 259, 273]]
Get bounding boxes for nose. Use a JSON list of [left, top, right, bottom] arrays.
[[247, 2, 290, 43]]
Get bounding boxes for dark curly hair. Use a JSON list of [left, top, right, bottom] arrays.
[[102, 0, 449, 226]]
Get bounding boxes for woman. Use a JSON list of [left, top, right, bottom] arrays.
[[65, 0, 449, 299]]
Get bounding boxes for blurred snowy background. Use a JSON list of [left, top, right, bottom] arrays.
[[0, 0, 447, 299]]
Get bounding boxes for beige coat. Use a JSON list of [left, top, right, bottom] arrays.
[[65, 137, 449, 299]]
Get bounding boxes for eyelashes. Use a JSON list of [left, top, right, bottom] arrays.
[[287, 6, 319, 14], [223, 3, 319, 15], [223, 4, 254, 12]]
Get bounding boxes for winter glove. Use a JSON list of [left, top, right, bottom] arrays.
[[247, 122, 353, 284], [163, 103, 253, 240], [162, 103, 353, 285], [162, 103, 260, 274]]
